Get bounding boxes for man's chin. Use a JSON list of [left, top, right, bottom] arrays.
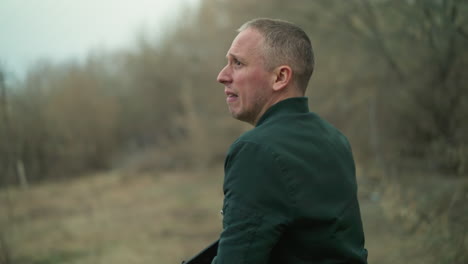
[[230, 111, 241, 120], [231, 111, 255, 125]]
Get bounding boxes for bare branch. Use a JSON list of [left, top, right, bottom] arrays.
[[457, 26, 468, 40], [360, 0, 405, 82]]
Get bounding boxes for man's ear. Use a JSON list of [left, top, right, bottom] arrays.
[[272, 65, 292, 91]]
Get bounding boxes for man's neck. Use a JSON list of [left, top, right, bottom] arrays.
[[251, 88, 303, 126]]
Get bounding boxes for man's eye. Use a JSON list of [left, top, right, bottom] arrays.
[[234, 59, 242, 66]]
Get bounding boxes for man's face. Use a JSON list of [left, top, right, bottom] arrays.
[[217, 28, 274, 125]]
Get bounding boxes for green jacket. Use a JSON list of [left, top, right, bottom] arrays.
[[212, 97, 367, 264]]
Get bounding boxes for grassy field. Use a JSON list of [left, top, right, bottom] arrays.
[[1, 166, 465, 263], [1, 168, 224, 264]]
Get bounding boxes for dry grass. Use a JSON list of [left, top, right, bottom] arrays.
[[0, 168, 223, 264], [378, 172, 468, 264], [1, 165, 466, 264]]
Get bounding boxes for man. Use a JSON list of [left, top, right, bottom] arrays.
[[213, 18, 368, 263]]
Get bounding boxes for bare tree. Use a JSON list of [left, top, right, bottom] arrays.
[[0, 66, 17, 186]]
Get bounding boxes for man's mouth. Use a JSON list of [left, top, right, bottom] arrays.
[[225, 90, 238, 102]]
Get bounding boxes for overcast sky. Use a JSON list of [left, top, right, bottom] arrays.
[[0, 0, 199, 79]]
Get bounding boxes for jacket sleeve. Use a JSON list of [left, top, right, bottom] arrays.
[[212, 141, 293, 264]]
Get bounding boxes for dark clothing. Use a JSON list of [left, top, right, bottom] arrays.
[[212, 97, 367, 264]]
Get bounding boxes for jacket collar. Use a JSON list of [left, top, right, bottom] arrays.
[[256, 97, 309, 127]]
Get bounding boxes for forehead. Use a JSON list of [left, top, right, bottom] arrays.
[[227, 28, 265, 60]]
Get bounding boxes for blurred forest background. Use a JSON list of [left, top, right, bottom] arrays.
[[1, 0, 467, 263]]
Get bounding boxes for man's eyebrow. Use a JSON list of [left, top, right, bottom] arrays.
[[226, 53, 243, 61]]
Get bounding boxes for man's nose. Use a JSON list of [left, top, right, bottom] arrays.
[[217, 65, 231, 84]]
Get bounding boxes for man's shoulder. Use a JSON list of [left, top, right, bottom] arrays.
[[228, 134, 264, 154], [238, 111, 330, 140], [231, 112, 352, 156], [231, 125, 272, 149], [225, 128, 276, 162]]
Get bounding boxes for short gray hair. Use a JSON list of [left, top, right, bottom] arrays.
[[238, 18, 314, 93]]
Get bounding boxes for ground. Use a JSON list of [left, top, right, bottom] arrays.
[[0, 166, 459, 263]]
